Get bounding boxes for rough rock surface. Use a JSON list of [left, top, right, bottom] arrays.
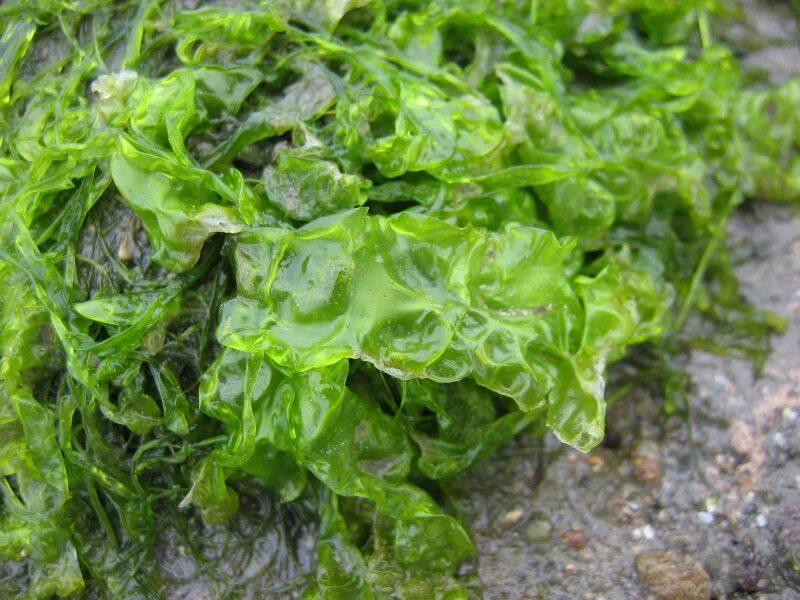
[[634, 551, 711, 600]]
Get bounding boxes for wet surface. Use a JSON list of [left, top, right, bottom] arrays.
[[94, 4, 800, 598], [4, 2, 799, 599], [726, 0, 800, 85], [454, 204, 800, 599], [451, 6, 800, 597], [156, 493, 317, 599]]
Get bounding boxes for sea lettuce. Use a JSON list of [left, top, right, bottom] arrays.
[[0, 0, 797, 597], [217, 208, 667, 450]]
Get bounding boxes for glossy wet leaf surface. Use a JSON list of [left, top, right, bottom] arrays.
[[0, 0, 798, 597]]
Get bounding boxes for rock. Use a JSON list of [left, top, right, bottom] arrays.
[[562, 529, 588, 550], [729, 420, 755, 457], [632, 525, 655, 541], [738, 566, 761, 593], [631, 446, 662, 486], [697, 511, 715, 525], [500, 508, 524, 527], [118, 236, 135, 261], [525, 516, 553, 543], [587, 454, 605, 469], [634, 551, 711, 600]]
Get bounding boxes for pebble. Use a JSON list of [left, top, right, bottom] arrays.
[[697, 512, 715, 525], [588, 454, 605, 469], [634, 551, 711, 600], [632, 525, 656, 540], [617, 504, 636, 524], [738, 567, 761, 592], [500, 508, 524, 527], [562, 529, 588, 550], [715, 453, 735, 473], [118, 236, 135, 261], [756, 514, 768, 527], [729, 420, 755, 457], [525, 516, 553, 543], [632, 449, 662, 486], [713, 373, 731, 388]]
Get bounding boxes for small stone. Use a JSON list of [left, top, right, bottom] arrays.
[[500, 508, 524, 527], [729, 420, 755, 457], [756, 514, 768, 528], [632, 525, 655, 541], [618, 504, 636, 524], [564, 563, 576, 573], [697, 512, 715, 525], [633, 454, 661, 485], [714, 454, 735, 473], [739, 567, 760, 592], [562, 529, 588, 550], [525, 517, 553, 543], [713, 373, 731, 387], [634, 551, 711, 600], [118, 236, 135, 262], [588, 454, 605, 469]]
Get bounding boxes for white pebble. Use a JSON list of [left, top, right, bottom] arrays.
[[756, 514, 768, 528], [501, 509, 524, 526], [698, 512, 715, 524]]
